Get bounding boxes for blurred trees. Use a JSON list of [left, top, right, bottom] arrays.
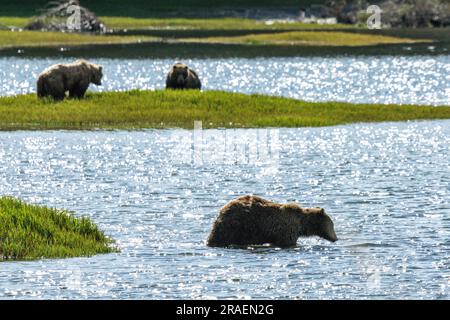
[[324, 0, 450, 27]]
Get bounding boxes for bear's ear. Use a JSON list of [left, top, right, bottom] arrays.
[[99, 66, 103, 72], [320, 208, 325, 214]]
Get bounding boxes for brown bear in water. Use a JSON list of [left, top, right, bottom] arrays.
[[207, 195, 338, 248], [165, 62, 201, 90], [37, 59, 103, 100]]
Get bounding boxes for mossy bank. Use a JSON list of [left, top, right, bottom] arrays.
[[0, 90, 449, 130], [0, 197, 117, 261]]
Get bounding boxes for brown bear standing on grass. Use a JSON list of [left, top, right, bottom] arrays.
[[165, 62, 201, 90], [207, 195, 338, 248], [37, 59, 103, 100]]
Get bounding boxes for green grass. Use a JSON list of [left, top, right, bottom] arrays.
[[350, 28, 450, 42], [0, 90, 449, 130], [0, 16, 441, 51], [181, 30, 428, 46], [0, 17, 28, 28], [0, 16, 354, 31], [0, 197, 117, 261], [101, 17, 354, 30], [0, 25, 426, 50], [0, 30, 156, 49]]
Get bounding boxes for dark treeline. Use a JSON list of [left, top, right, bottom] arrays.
[[318, 0, 450, 27]]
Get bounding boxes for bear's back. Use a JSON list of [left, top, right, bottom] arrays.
[[39, 61, 88, 78], [208, 195, 301, 246], [220, 195, 287, 217], [40, 63, 66, 76]]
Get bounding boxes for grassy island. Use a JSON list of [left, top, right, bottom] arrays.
[[0, 28, 427, 50], [0, 197, 117, 261], [0, 30, 156, 49], [179, 31, 428, 47], [0, 90, 449, 130]]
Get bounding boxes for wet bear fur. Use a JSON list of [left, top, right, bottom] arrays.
[[207, 195, 338, 248]]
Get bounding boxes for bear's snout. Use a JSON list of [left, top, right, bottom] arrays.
[[324, 230, 338, 242], [328, 234, 338, 242], [177, 74, 185, 85]]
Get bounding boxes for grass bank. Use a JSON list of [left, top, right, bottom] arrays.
[[0, 16, 436, 50], [180, 30, 428, 46], [2, 17, 348, 30], [0, 17, 28, 28], [0, 90, 449, 130], [0, 30, 155, 49], [0, 26, 427, 51], [0, 197, 117, 261], [100, 17, 354, 31]]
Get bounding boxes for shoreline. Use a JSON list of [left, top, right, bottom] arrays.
[[0, 197, 117, 261], [1, 41, 447, 59]]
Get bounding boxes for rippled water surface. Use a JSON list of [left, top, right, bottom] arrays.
[[1, 56, 450, 105], [0, 121, 449, 299]]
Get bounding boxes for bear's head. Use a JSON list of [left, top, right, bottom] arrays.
[[303, 208, 338, 242], [170, 63, 189, 86], [89, 63, 103, 86]]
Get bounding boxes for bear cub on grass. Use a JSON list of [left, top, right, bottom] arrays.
[[165, 62, 201, 90], [207, 195, 338, 248], [37, 59, 103, 100]]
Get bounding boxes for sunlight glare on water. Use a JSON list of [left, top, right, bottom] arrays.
[[0, 121, 449, 299], [1, 56, 450, 105]]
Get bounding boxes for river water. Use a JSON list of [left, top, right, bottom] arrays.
[[0, 121, 449, 299], [1, 55, 450, 105]]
